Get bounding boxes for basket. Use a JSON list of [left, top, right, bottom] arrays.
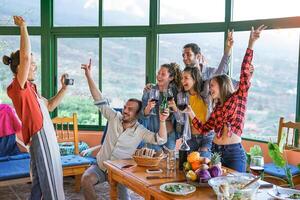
[[132, 155, 164, 167]]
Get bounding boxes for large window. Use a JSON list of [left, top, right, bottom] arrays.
[[0, 0, 40, 26], [57, 38, 99, 125], [160, 0, 225, 24], [103, 0, 149, 26], [0, 36, 41, 104], [0, 0, 299, 136], [232, 29, 300, 141], [159, 33, 224, 69], [233, 0, 300, 21], [54, 0, 98, 26]]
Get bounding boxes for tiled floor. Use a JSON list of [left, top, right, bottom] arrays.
[[0, 177, 144, 200]]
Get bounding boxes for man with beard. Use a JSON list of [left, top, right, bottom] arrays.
[[80, 59, 169, 200]]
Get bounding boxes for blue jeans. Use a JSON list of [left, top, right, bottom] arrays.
[[88, 165, 131, 200], [212, 143, 246, 173], [146, 131, 176, 151], [187, 133, 214, 158]]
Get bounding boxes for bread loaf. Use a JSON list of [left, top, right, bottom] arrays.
[[134, 148, 157, 158]]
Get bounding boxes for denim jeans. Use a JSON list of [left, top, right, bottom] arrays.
[[87, 165, 131, 200], [187, 133, 214, 158], [212, 143, 246, 172], [146, 131, 176, 151]]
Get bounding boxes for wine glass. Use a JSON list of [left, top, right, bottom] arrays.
[[149, 88, 159, 115], [177, 92, 188, 112], [167, 88, 174, 101], [250, 156, 264, 178]]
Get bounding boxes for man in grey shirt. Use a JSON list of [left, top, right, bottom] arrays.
[[80, 59, 169, 200]]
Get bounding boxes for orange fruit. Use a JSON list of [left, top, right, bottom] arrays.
[[191, 160, 202, 171], [187, 151, 201, 163]]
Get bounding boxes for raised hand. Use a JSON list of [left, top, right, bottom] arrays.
[[159, 108, 170, 122], [13, 16, 26, 27], [224, 29, 234, 55], [81, 58, 92, 77], [60, 73, 69, 89], [248, 25, 267, 49]]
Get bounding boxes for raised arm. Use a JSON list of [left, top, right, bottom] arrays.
[[238, 25, 267, 94], [81, 59, 102, 101], [44, 74, 68, 111], [212, 30, 234, 76], [14, 16, 31, 89]]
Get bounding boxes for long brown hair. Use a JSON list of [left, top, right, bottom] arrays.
[[2, 50, 20, 74], [161, 62, 182, 89], [182, 66, 203, 99], [211, 74, 235, 105]]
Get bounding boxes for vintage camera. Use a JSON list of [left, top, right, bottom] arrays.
[[64, 74, 74, 85]]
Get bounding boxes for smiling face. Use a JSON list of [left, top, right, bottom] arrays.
[[122, 100, 139, 123], [156, 66, 173, 88], [209, 78, 220, 100], [182, 47, 200, 68], [181, 71, 195, 92], [27, 54, 37, 82]]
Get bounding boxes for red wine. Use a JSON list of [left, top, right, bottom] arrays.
[[250, 166, 264, 176], [150, 99, 158, 103], [177, 104, 187, 111], [179, 150, 189, 170]]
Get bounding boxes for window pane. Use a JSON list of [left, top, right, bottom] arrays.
[[0, 36, 41, 104], [232, 29, 299, 141], [233, 0, 300, 21], [102, 37, 146, 125], [0, 0, 40, 26], [103, 0, 149, 26], [159, 33, 224, 70], [57, 38, 99, 125], [54, 0, 98, 26], [160, 0, 225, 24]]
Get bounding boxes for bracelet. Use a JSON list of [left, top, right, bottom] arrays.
[[160, 120, 166, 123]]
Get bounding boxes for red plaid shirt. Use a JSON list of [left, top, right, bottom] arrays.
[[192, 48, 253, 138]]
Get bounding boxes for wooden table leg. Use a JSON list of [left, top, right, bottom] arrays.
[[107, 170, 118, 200], [75, 175, 81, 192]]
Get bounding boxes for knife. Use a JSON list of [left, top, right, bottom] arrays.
[[146, 176, 173, 179]]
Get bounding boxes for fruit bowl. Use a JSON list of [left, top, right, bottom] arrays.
[[208, 174, 259, 200]]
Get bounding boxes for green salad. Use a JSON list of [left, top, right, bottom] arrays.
[[164, 184, 184, 193]]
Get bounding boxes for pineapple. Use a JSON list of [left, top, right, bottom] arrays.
[[210, 152, 222, 169]]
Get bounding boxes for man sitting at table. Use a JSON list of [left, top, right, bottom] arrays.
[[80, 59, 169, 200]]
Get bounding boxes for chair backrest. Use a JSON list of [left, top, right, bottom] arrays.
[[277, 117, 300, 151], [52, 113, 79, 154]]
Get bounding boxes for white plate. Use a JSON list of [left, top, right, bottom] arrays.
[[268, 187, 300, 200], [160, 182, 196, 196]]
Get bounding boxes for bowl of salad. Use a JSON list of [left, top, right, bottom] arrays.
[[208, 174, 260, 200]]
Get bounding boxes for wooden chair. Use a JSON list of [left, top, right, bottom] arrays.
[[52, 113, 90, 192], [264, 117, 300, 186]]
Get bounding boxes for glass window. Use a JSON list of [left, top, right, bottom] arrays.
[[103, 0, 149, 26], [233, 0, 300, 21], [57, 38, 99, 125], [0, 0, 40, 26], [54, 0, 98, 26], [160, 0, 225, 24], [102, 37, 146, 125], [0, 36, 41, 104], [231, 29, 300, 141], [159, 33, 224, 70]]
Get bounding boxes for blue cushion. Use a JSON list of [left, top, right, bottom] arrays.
[[9, 153, 30, 160], [0, 158, 30, 181], [61, 155, 92, 167], [0, 156, 9, 162], [264, 163, 300, 178]]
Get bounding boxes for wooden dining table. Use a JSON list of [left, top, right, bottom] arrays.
[[103, 158, 274, 200]]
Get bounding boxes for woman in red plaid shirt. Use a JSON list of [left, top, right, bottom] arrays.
[[186, 25, 267, 172]]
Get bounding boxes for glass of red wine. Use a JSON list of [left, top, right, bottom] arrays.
[[149, 88, 159, 115], [177, 92, 188, 112], [250, 156, 264, 178]]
